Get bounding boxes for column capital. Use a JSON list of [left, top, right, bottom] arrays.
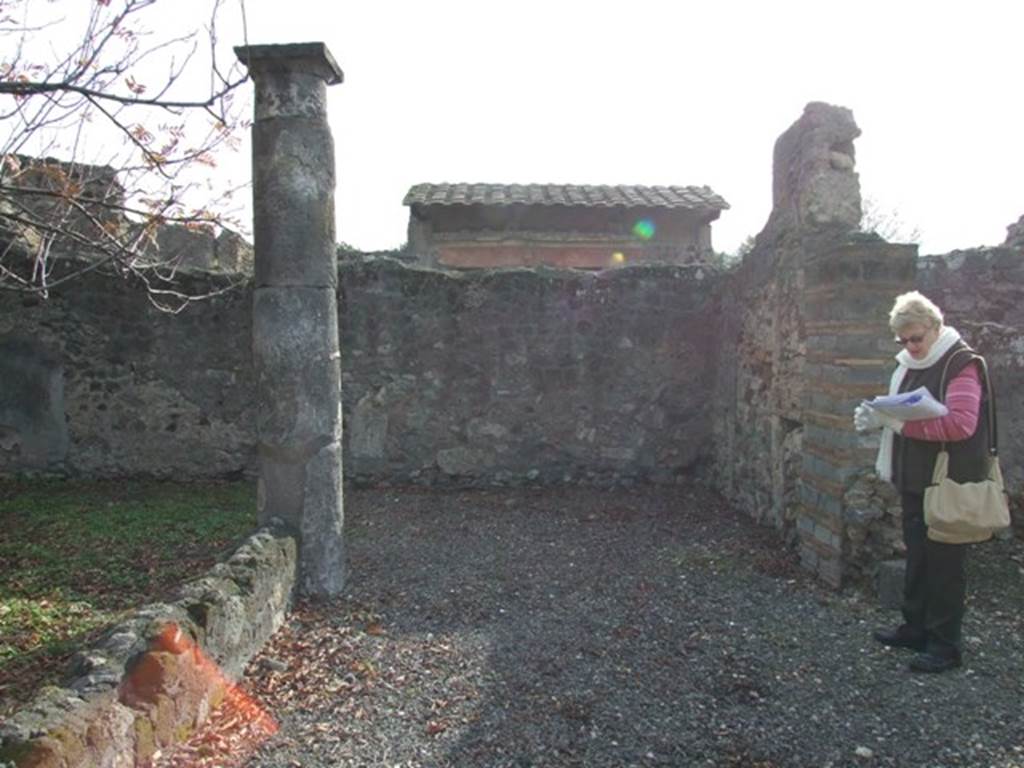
[[235, 42, 344, 86]]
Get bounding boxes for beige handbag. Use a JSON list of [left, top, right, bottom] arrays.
[[924, 352, 1011, 544]]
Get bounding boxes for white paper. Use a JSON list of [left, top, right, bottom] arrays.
[[863, 386, 949, 421]]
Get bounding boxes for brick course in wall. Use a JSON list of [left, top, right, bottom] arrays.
[[799, 240, 916, 586]]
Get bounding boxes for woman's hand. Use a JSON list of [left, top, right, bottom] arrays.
[[854, 404, 904, 433]]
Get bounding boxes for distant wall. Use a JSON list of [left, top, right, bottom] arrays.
[[0, 336, 68, 469], [0, 267, 256, 478], [1, 259, 725, 486], [340, 260, 723, 485]]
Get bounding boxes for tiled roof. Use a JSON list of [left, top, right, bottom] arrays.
[[403, 183, 729, 211]]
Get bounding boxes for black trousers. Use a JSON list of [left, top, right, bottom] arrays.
[[901, 491, 968, 656]]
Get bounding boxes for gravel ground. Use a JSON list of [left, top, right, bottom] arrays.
[[180, 485, 1023, 768]]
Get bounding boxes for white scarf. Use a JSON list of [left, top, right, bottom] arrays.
[[875, 325, 962, 482]]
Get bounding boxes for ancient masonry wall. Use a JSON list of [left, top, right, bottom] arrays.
[[0, 267, 257, 479], [340, 260, 723, 486], [710, 102, 875, 586], [800, 240, 916, 585], [710, 231, 920, 587], [709, 229, 807, 535], [1, 259, 726, 486], [2, 240, 1020, 591]]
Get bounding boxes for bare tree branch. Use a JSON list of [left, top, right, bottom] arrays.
[[0, 0, 252, 307]]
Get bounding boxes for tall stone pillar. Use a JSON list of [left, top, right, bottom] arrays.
[[799, 240, 916, 586], [235, 43, 345, 597]]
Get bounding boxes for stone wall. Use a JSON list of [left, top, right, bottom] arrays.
[[340, 259, 724, 486], [710, 103, 869, 586], [0, 526, 296, 767], [0, 337, 68, 469], [712, 231, 918, 587], [710, 229, 807, 533], [3, 219, 1017, 590], [1, 258, 725, 486], [0, 263, 256, 478], [801, 239, 916, 586], [1, 156, 253, 277], [1005, 215, 1024, 249]]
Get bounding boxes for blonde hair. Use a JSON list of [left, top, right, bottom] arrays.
[[889, 290, 944, 333]]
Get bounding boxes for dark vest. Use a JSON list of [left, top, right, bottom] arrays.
[[891, 341, 992, 494]]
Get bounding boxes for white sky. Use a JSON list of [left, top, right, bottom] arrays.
[[181, 1, 1024, 254]]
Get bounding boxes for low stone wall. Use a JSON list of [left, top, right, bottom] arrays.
[[0, 527, 296, 767]]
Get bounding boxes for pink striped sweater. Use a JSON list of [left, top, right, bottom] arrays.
[[900, 362, 982, 442]]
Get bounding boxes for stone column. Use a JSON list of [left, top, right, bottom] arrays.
[[235, 43, 345, 597], [798, 240, 916, 586]]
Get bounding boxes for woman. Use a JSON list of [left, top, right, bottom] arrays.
[[853, 290, 991, 674]]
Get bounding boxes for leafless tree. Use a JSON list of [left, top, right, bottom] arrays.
[[0, 0, 250, 309]]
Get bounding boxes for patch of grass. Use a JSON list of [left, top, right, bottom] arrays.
[[0, 478, 256, 714]]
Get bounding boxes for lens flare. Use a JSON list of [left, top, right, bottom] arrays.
[[142, 623, 278, 766], [632, 218, 655, 240]]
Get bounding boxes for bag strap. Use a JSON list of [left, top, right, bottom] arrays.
[[937, 348, 998, 457]]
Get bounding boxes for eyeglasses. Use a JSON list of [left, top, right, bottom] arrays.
[[894, 333, 927, 346]]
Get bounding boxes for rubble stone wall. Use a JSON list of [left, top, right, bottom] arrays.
[[0, 265, 257, 478], [710, 229, 808, 533], [339, 259, 724, 486], [1, 259, 725, 485]]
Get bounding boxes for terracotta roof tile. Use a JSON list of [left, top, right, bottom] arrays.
[[403, 183, 729, 211]]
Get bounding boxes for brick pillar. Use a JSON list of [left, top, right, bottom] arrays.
[[799, 240, 916, 586], [235, 43, 346, 597]]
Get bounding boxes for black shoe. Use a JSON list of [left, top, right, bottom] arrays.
[[909, 651, 961, 674], [873, 626, 926, 652]]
